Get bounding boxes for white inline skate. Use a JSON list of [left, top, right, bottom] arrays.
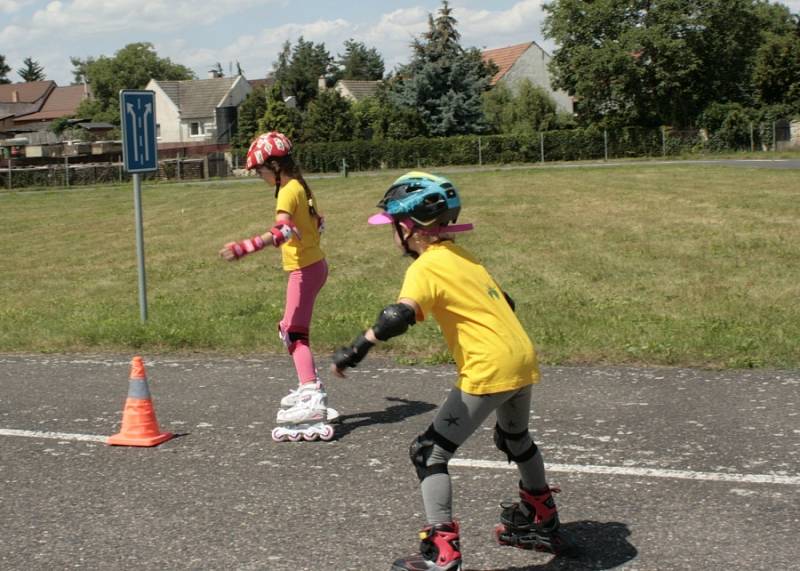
[[272, 381, 336, 442], [279, 381, 340, 422]]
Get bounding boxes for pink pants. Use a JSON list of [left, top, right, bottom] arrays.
[[279, 258, 328, 384]]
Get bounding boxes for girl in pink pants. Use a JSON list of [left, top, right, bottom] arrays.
[[220, 132, 334, 442]]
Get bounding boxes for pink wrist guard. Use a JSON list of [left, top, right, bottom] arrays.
[[270, 222, 299, 247], [227, 235, 265, 259]]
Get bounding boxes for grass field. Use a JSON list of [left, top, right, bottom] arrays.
[[1, 162, 799, 368]]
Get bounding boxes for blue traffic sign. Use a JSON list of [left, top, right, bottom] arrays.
[[119, 90, 158, 173]]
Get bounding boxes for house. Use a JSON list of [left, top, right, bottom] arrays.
[[482, 42, 573, 114], [317, 77, 381, 102], [0, 81, 56, 121], [13, 84, 91, 127], [146, 75, 251, 144], [334, 80, 381, 102]]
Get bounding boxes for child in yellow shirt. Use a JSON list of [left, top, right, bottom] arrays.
[[332, 172, 573, 570]]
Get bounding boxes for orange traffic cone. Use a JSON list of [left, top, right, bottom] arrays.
[[108, 356, 174, 447]]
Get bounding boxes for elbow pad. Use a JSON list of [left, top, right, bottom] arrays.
[[372, 303, 416, 341]]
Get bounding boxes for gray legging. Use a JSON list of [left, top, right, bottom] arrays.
[[420, 384, 547, 524]]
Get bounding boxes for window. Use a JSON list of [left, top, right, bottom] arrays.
[[190, 122, 204, 136], [156, 123, 161, 139]]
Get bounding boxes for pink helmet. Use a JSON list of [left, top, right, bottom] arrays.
[[245, 132, 293, 170]]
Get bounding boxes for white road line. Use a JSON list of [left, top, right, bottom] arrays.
[[2, 429, 797, 486], [450, 459, 800, 486], [0, 428, 107, 443]]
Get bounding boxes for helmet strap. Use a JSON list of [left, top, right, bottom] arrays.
[[394, 221, 419, 259]]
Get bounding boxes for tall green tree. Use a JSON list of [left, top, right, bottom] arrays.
[[352, 82, 426, 140], [335, 39, 385, 80], [392, 0, 495, 136], [0, 54, 11, 84], [71, 42, 194, 124], [753, 32, 800, 106], [259, 82, 302, 139], [543, 0, 797, 128], [302, 89, 355, 142], [233, 85, 268, 152], [273, 38, 333, 110], [483, 80, 560, 135], [17, 57, 45, 82]]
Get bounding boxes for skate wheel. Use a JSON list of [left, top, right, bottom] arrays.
[[302, 431, 319, 441], [288, 432, 303, 442], [319, 425, 335, 441], [271, 428, 286, 442]]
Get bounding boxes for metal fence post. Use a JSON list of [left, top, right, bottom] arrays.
[[661, 126, 666, 156], [478, 137, 482, 166], [604, 129, 609, 161], [7, 155, 11, 190], [749, 123, 754, 152], [772, 121, 776, 151], [64, 155, 70, 188], [540, 132, 545, 163]]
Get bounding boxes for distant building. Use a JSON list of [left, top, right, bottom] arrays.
[[482, 42, 573, 114], [13, 84, 91, 126], [146, 76, 251, 144], [318, 77, 381, 102]]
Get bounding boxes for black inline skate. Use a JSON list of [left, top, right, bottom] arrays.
[[494, 482, 575, 555]]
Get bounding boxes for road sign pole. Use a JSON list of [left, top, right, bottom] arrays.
[[120, 90, 157, 324], [133, 173, 148, 323]]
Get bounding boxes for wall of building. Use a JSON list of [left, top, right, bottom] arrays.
[[149, 82, 183, 143], [500, 45, 574, 114]]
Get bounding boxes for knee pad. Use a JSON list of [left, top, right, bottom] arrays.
[[278, 322, 309, 355], [494, 424, 538, 464], [409, 425, 458, 482]]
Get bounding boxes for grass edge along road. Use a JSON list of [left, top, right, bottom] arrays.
[[1, 162, 798, 368]]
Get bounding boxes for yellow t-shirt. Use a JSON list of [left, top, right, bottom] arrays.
[[274, 179, 325, 271], [398, 242, 539, 395]]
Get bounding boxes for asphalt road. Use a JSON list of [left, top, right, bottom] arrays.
[[1, 355, 798, 570]]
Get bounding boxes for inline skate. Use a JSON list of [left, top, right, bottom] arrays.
[[391, 521, 462, 571], [494, 483, 575, 555]]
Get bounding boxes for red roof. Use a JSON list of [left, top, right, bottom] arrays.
[[14, 85, 90, 122], [0, 81, 55, 103], [481, 42, 534, 85]]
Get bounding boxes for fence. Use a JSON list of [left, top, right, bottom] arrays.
[[2, 121, 797, 190]]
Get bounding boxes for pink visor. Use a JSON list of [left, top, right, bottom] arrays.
[[367, 212, 474, 233]]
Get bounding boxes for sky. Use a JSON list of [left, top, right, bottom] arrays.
[[2, 0, 800, 86]]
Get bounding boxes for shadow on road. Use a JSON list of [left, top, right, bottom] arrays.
[[467, 521, 637, 571], [333, 396, 437, 440]]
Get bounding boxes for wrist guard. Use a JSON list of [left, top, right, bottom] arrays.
[[270, 222, 300, 246], [226, 235, 266, 259], [333, 333, 375, 369]]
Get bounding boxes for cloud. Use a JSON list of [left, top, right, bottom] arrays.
[[0, 0, 33, 14]]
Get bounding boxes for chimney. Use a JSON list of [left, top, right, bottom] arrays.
[[318, 76, 326, 91], [208, 69, 219, 79], [11, 90, 19, 103]]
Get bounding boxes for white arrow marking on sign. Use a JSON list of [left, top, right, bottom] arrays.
[[126, 102, 139, 162], [143, 103, 152, 162]]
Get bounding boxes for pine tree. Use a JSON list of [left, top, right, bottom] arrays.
[[392, 0, 494, 136], [0, 54, 11, 84], [18, 57, 45, 82], [336, 39, 385, 80], [302, 89, 355, 142]]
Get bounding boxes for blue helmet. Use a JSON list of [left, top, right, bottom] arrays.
[[377, 171, 461, 228]]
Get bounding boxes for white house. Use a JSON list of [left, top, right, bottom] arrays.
[[482, 42, 573, 114], [146, 75, 251, 144]]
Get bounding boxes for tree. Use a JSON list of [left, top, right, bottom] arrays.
[[273, 38, 333, 110], [543, 0, 794, 128], [352, 82, 427, 140], [233, 86, 268, 152], [483, 80, 559, 135], [335, 39, 385, 81], [71, 43, 194, 124], [213, 62, 224, 77], [302, 89, 355, 142], [259, 82, 302, 139], [392, 0, 495, 136], [17, 57, 45, 82], [753, 32, 800, 106], [0, 54, 10, 84]]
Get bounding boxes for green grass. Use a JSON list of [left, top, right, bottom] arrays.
[[1, 163, 799, 368]]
